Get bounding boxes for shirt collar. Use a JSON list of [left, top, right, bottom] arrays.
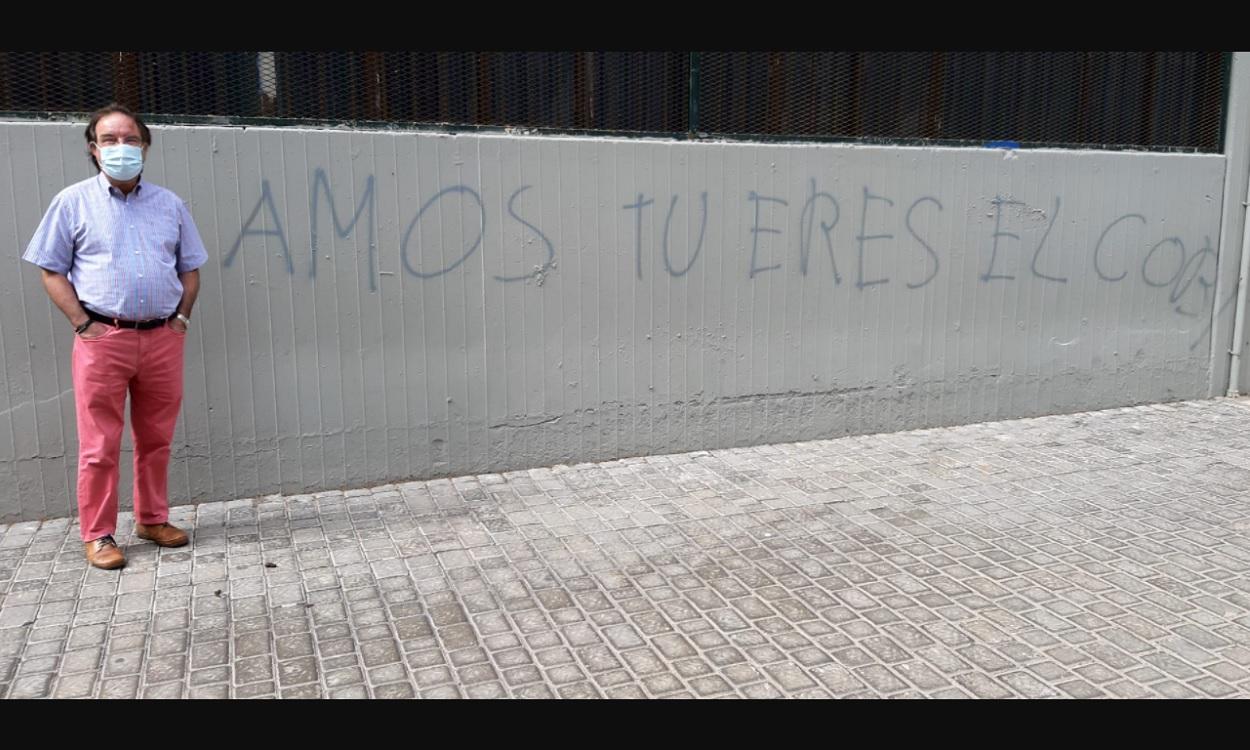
[[96, 171, 144, 198]]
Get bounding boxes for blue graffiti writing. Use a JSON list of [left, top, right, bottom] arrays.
[[1030, 197, 1067, 284], [1094, 213, 1147, 282], [748, 191, 787, 279], [224, 180, 292, 273], [496, 186, 555, 283], [799, 179, 841, 282], [857, 187, 892, 289], [310, 169, 376, 290], [905, 197, 942, 289], [662, 192, 708, 278], [400, 185, 485, 279]]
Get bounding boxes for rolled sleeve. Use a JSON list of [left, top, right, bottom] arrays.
[[175, 199, 209, 273], [22, 193, 74, 274]]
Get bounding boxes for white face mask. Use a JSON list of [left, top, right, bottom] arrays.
[[96, 143, 144, 181]]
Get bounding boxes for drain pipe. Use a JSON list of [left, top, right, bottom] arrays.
[[1228, 170, 1250, 397]]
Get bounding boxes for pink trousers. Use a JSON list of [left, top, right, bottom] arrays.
[[72, 323, 186, 541]]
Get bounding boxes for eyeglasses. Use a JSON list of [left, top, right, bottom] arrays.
[[94, 136, 144, 147]]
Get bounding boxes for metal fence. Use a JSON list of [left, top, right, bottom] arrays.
[[0, 51, 1230, 151]]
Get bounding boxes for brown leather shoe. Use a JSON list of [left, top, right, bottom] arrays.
[[134, 522, 189, 548], [84, 536, 126, 569]]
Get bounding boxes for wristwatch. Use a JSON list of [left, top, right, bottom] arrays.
[[173, 313, 191, 326]]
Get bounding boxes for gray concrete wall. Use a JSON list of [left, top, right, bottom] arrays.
[[1216, 52, 1250, 397], [0, 121, 1230, 522]]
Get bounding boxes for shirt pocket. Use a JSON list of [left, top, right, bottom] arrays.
[[141, 214, 182, 264]]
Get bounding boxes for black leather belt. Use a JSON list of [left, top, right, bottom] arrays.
[[83, 307, 169, 330]]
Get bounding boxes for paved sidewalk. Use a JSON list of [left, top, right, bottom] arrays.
[[3, 398, 1250, 699]]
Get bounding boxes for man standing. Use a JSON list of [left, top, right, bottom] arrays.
[[23, 103, 207, 570]]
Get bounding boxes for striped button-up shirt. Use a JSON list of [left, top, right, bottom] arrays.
[[23, 172, 208, 321]]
